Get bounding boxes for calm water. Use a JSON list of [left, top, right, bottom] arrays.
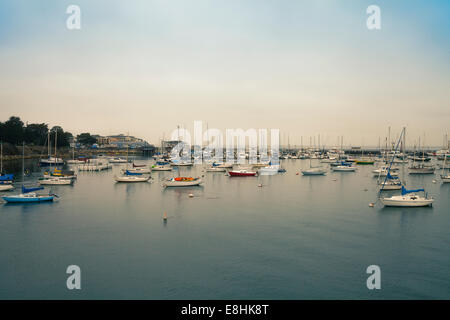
[[0, 158, 449, 299]]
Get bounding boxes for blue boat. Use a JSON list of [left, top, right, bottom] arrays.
[[2, 186, 55, 203]]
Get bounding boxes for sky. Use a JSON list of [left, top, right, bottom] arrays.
[[0, 0, 449, 147]]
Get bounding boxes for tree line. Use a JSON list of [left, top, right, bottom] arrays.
[[0, 116, 73, 147]]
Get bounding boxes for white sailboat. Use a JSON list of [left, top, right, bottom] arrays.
[[380, 186, 434, 207], [440, 153, 450, 183], [301, 157, 326, 175], [114, 144, 150, 182], [379, 127, 434, 207]]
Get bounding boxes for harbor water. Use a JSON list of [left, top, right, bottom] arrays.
[[0, 159, 449, 299]]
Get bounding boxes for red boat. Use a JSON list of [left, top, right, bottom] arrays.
[[228, 169, 257, 177]]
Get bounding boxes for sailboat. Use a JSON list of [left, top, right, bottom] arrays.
[[66, 144, 85, 164], [301, 157, 326, 175], [409, 136, 435, 174], [440, 153, 450, 183], [2, 143, 56, 203], [332, 161, 357, 172], [114, 144, 150, 182], [163, 176, 202, 187], [378, 172, 402, 190], [40, 130, 64, 166], [355, 147, 374, 165], [379, 127, 433, 207], [380, 186, 434, 207]]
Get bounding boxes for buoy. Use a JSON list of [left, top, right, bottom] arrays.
[[432, 179, 437, 183], [369, 203, 375, 207], [189, 193, 194, 198], [296, 172, 299, 175], [258, 183, 262, 187], [163, 212, 168, 220]]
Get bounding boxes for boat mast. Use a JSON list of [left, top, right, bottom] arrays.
[[48, 129, 51, 157], [22, 141, 25, 183], [1, 141, 2, 174], [55, 129, 58, 166]]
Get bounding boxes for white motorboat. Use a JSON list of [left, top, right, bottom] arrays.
[[39, 177, 73, 185], [332, 165, 356, 172], [170, 161, 193, 167], [109, 157, 128, 163], [163, 177, 202, 187], [114, 175, 150, 182], [258, 165, 280, 175], [66, 159, 85, 164], [441, 175, 450, 183]]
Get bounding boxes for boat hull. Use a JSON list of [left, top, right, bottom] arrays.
[[409, 168, 435, 174], [380, 196, 434, 207], [39, 179, 73, 185], [228, 171, 257, 177], [114, 176, 150, 182], [151, 166, 172, 171], [2, 195, 54, 203], [164, 179, 202, 187], [332, 166, 356, 172]]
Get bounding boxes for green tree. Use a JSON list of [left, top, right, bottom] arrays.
[[24, 123, 49, 145], [76, 133, 96, 146], [51, 126, 73, 148], [0, 116, 24, 144]]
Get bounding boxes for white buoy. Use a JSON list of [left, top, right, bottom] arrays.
[[369, 203, 375, 207], [189, 193, 194, 198], [163, 212, 168, 221], [258, 184, 262, 187], [432, 179, 437, 183]]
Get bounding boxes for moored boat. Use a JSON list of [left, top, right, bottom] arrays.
[[2, 186, 55, 203], [39, 177, 73, 185], [228, 169, 257, 177], [332, 165, 356, 172], [114, 175, 150, 182], [301, 167, 327, 175], [380, 186, 434, 207], [163, 177, 202, 187]]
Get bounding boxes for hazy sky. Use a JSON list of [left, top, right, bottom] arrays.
[[0, 0, 449, 147]]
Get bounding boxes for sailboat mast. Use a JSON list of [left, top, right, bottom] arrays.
[[55, 129, 58, 164], [48, 130, 51, 157], [22, 142, 25, 182]]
